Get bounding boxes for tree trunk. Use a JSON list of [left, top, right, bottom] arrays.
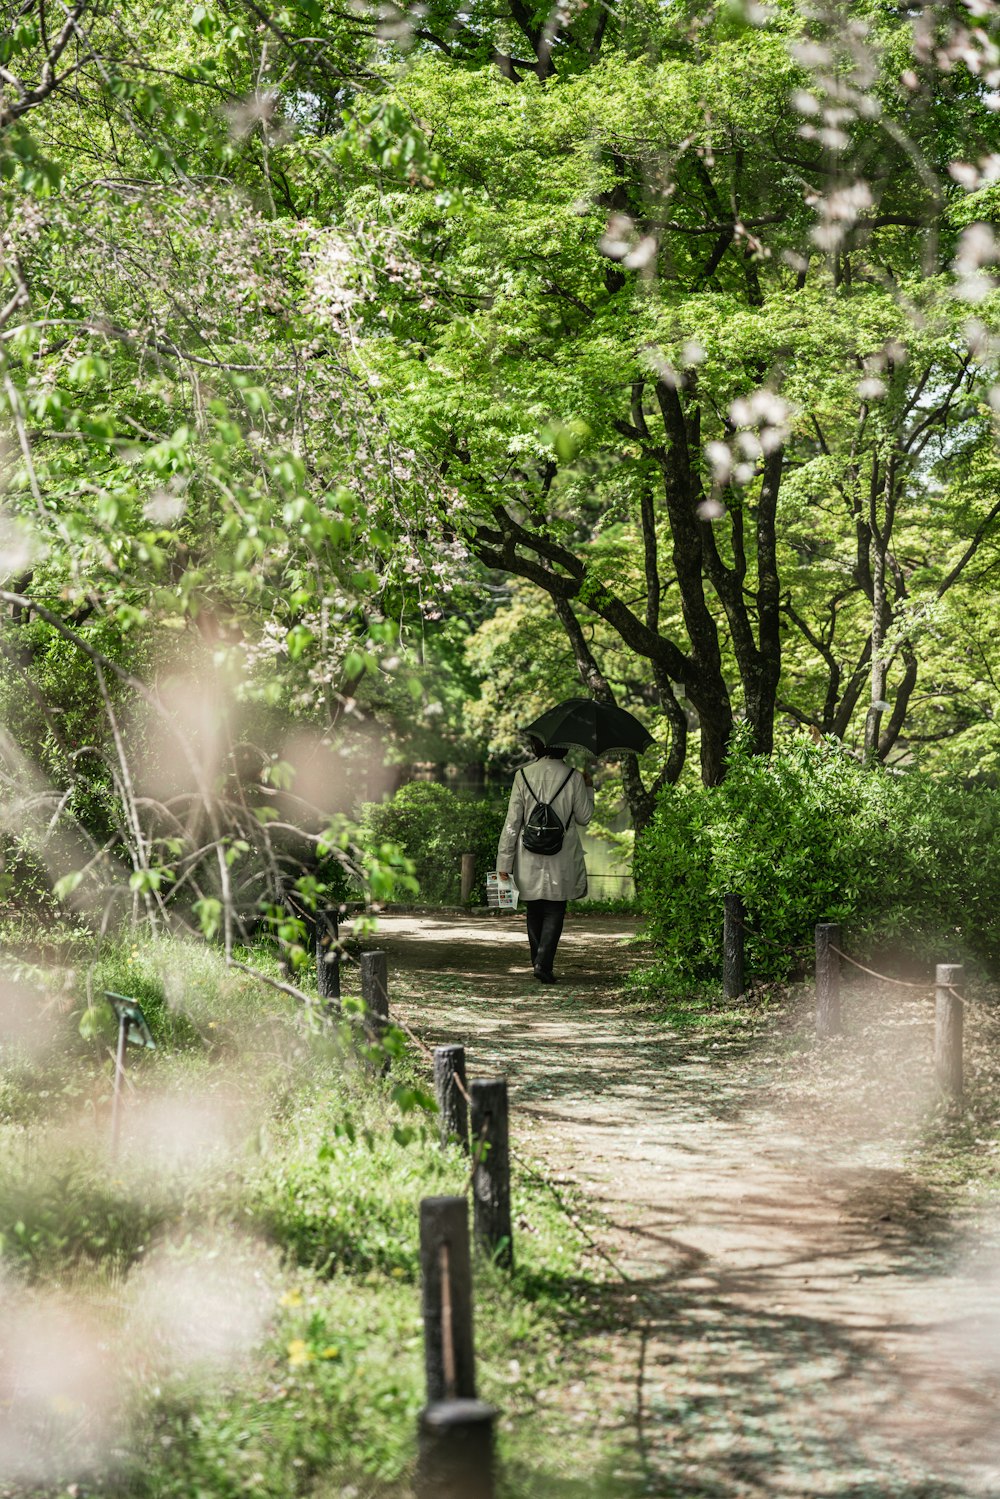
[[865, 540, 888, 759], [692, 688, 733, 786]]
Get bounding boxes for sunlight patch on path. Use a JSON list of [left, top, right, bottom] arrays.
[[375, 912, 1000, 1498]]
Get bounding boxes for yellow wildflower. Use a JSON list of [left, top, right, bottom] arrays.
[[279, 1289, 303, 1308], [286, 1339, 312, 1368]]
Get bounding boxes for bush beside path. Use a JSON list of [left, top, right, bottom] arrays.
[[377, 911, 1000, 1498]]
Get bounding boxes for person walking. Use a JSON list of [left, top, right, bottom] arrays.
[[496, 737, 594, 983]]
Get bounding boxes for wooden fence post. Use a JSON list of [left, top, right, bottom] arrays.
[[815, 922, 842, 1037], [435, 1045, 469, 1153], [416, 1400, 497, 1499], [460, 853, 476, 906], [420, 1196, 477, 1403], [935, 963, 964, 1103], [109, 1009, 128, 1156], [723, 893, 745, 1000], [360, 950, 389, 1042], [417, 1196, 496, 1499], [316, 908, 341, 1011], [470, 1079, 513, 1269]]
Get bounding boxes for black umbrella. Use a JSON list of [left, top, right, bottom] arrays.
[[520, 698, 654, 756]]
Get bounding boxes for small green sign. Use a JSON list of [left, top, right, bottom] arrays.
[[104, 991, 156, 1049]]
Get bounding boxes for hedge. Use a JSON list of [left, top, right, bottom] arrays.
[[359, 782, 507, 906], [634, 739, 1000, 988]]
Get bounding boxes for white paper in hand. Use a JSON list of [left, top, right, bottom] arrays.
[[485, 872, 519, 911]]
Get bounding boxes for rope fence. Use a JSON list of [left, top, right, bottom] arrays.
[[721, 897, 986, 1102], [828, 945, 927, 990], [311, 890, 991, 1494]]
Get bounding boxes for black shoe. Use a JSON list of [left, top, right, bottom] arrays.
[[533, 966, 557, 984]]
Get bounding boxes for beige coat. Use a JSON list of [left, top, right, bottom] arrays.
[[496, 759, 594, 902]]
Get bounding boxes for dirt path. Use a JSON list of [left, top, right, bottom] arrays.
[[376, 911, 1000, 1498]]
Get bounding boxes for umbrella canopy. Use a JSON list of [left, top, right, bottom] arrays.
[[520, 698, 654, 756]]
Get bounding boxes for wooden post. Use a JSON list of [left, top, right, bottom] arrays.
[[815, 922, 842, 1037], [360, 950, 389, 1042], [470, 1079, 512, 1269], [435, 1045, 469, 1153], [460, 853, 476, 906], [935, 963, 964, 1103], [723, 893, 745, 1000], [420, 1196, 477, 1404], [416, 1399, 497, 1499], [109, 1010, 128, 1155], [316, 908, 341, 1011]]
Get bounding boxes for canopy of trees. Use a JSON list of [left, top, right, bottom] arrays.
[[2, 0, 1000, 935]]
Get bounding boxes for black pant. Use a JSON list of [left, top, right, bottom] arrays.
[[525, 899, 566, 976]]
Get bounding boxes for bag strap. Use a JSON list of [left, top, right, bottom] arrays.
[[555, 768, 575, 828], [520, 765, 575, 816], [554, 768, 574, 800], [521, 766, 574, 802]]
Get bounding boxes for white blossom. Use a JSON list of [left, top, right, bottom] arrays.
[[143, 489, 187, 525], [705, 441, 732, 481], [809, 180, 873, 250], [623, 235, 658, 270], [954, 222, 999, 302], [599, 214, 634, 261], [0, 514, 43, 579], [697, 497, 727, 521]]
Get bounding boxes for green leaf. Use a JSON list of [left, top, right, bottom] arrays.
[[78, 1006, 99, 1041], [285, 624, 315, 661], [263, 759, 296, 791], [53, 871, 84, 901], [67, 355, 110, 386], [193, 897, 223, 940]]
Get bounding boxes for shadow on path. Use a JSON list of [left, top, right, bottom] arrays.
[[374, 913, 1000, 1498]]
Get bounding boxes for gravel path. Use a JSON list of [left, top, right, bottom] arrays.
[[375, 911, 1000, 1498]]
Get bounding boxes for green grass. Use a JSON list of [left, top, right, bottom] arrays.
[[623, 959, 791, 1036], [901, 983, 1000, 1217], [0, 928, 642, 1499], [569, 895, 638, 916]]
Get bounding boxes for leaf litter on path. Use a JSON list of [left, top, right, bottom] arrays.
[[376, 912, 1000, 1498]]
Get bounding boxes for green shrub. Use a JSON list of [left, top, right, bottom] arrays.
[[359, 781, 506, 905], [634, 739, 1000, 988], [92, 942, 204, 1050], [248, 1093, 457, 1276], [0, 926, 629, 1497], [0, 1156, 167, 1277], [0, 837, 60, 927]]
